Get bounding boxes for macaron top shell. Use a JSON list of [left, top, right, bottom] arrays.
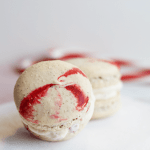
[[66, 58, 121, 88], [14, 60, 92, 128], [66, 58, 120, 78]]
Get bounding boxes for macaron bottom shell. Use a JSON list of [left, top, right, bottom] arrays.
[[91, 93, 121, 119], [22, 98, 94, 142]]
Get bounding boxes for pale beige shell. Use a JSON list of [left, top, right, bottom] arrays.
[[14, 60, 93, 129], [66, 58, 121, 88]]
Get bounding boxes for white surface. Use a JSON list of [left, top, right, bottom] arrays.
[[0, 96, 150, 150], [0, 1, 150, 64]]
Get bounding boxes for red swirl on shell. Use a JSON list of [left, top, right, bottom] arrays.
[[58, 67, 87, 82], [19, 84, 56, 124], [19, 67, 89, 124], [65, 84, 89, 111]]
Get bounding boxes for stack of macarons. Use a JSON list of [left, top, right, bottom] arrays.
[[14, 57, 122, 142], [66, 58, 122, 119]]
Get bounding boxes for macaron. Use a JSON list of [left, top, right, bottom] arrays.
[[66, 58, 122, 119], [14, 60, 95, 141]]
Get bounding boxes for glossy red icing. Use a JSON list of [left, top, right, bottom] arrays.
[[58, 67, 87, 82], [19, 84, 56, 124], [65, 84, 89, 111]]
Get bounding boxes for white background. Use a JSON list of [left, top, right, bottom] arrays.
[[0, 0, 150, 64]]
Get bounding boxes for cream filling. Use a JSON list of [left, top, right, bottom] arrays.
[[95, 91, 118, 100], [25, 122, 68, 141], [94, 81, 122, 100], [69, 124, 79, 133], [45, 129, 68, 141]]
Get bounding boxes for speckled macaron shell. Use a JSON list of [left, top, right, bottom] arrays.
[[66, 58, 122, 119], [24, 96, 95, 141], [66, 58, 121, 88], [14, 60, 93, 128], [91, 93, 121, 119]]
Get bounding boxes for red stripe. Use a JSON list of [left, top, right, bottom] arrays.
[[121, 69, 150, 81], [59, 53, 87, 60], [113, 59, 133, 66]]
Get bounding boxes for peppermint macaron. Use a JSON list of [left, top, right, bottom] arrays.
[[14, 60, 95, 141], [66, 58, 122, 119]]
